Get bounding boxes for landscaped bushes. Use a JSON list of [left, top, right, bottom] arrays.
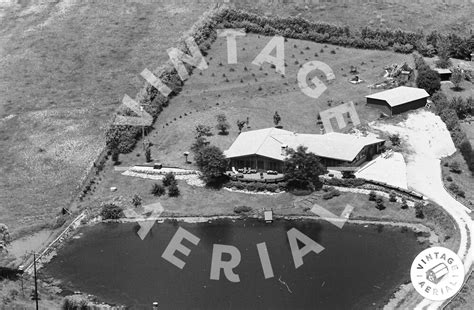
[[100, 203, 124, 220], [323, 178, 366, 187], [234, 205, 252, 214], [448, 182, 466, 198], [322, 187, 341, 200], [226, 180, 285, 193]]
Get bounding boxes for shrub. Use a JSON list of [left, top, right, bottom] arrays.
[[100, 203, 124, 220], [131, 194, 142, 207], [195, 124, 213, 138], [234, 205, 252, 214], [389, 134, 401, 146], [145, 146, 151, 162], [324, 178, 366, 187], [246, 183, 256, 191], [449, 161, 462, 173], [322, 188, 341, 200], [376, 198, 385, 210], [448, 182, 459, 193], [255, 182, 266, 192], [215, 113, 230, 135], [450, 68, 463, 90], [163, 172, 177, 187], [369, 191, 377, 201], [446, 176, 453, 182], [168, 183, 180, 197], [401, 198, 409, 209], [416, 68, 441, 95], [415, 202, 424, 219], [389, 191, 397, 202], [62, 295, 91, 310], [266, 183, 279, 192], [151, 183, 166, 196]]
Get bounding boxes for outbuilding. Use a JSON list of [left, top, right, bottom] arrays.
[[365, 86, 430, 116], [433, 68, 452, 81]]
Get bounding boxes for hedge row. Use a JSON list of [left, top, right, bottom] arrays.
[[106, 8, 473, 154], [105, 7, 227, 153], [129, 167, 199, 175], [322, 176, 424, 199], [226, 180, 286, 192], [218, 8, 473, 58], [322, 177, 366, 187]]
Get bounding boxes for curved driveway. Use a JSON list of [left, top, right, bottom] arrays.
[[370, 111, 473, 309]]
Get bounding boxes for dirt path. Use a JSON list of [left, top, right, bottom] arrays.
[[371, 110, 474, 309]]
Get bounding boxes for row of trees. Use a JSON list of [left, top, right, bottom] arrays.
[[105, 8, 473, 159], [219, 8, 474, 59], [431, 91, 474, 174], [104, 6, 226, 155]]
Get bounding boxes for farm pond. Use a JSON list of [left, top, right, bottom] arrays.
[[42, 218, 426, 309]]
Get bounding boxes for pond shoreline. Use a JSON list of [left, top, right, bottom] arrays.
[[35, 212, 440, 309], [42, 216, 431, 309]]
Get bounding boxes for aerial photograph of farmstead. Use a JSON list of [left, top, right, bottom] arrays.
[[1, 0, 474, 309]]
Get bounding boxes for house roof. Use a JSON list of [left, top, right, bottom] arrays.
[[224, 128, 384, 162], [433, 68, 452, 74], [365, 86, 430, 107]]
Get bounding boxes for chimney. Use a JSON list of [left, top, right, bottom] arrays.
[[281, 144, 288, 156]]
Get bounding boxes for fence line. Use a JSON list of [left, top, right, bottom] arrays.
[[23, 211, 86, 274]]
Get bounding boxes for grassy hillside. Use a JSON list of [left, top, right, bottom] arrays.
[[115, 33, 413, 168], [235, 0, 474, 36], [0, 1, 211, 237]]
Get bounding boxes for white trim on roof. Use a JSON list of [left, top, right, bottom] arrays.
[[365, 86, 429, 107], [224, 128, 384, 163]]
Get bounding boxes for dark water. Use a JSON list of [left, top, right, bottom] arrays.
[[43, 219, 425, 310]]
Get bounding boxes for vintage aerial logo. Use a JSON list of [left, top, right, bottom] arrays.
[[410, 247, 465, 301]]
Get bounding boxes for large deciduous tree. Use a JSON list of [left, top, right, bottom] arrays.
[[283, 146, 327, 191], [194, 145, 229, 185]]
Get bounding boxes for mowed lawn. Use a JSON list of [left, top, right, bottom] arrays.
[[0, 1, 211, 237], [117, 33, 414, 168]]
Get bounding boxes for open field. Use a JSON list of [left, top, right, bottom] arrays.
[[116, 33, 414, 168], [0, 1, 212, 238], [234, 0, 474, 36], [1, 0, 472, 239]]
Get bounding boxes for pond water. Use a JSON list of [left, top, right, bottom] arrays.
[[43, 219, 425, 309]]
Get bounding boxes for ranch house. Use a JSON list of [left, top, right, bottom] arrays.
[[224, 128, 385, 173], [365, 86, 430, 116]]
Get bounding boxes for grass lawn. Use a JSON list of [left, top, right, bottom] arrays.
[[0, 1, 211, 238], [78, 158, 458, 253], [116, 33, 415, 168]]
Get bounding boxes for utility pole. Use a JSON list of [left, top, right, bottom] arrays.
[[31, 253, 39, 310]]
